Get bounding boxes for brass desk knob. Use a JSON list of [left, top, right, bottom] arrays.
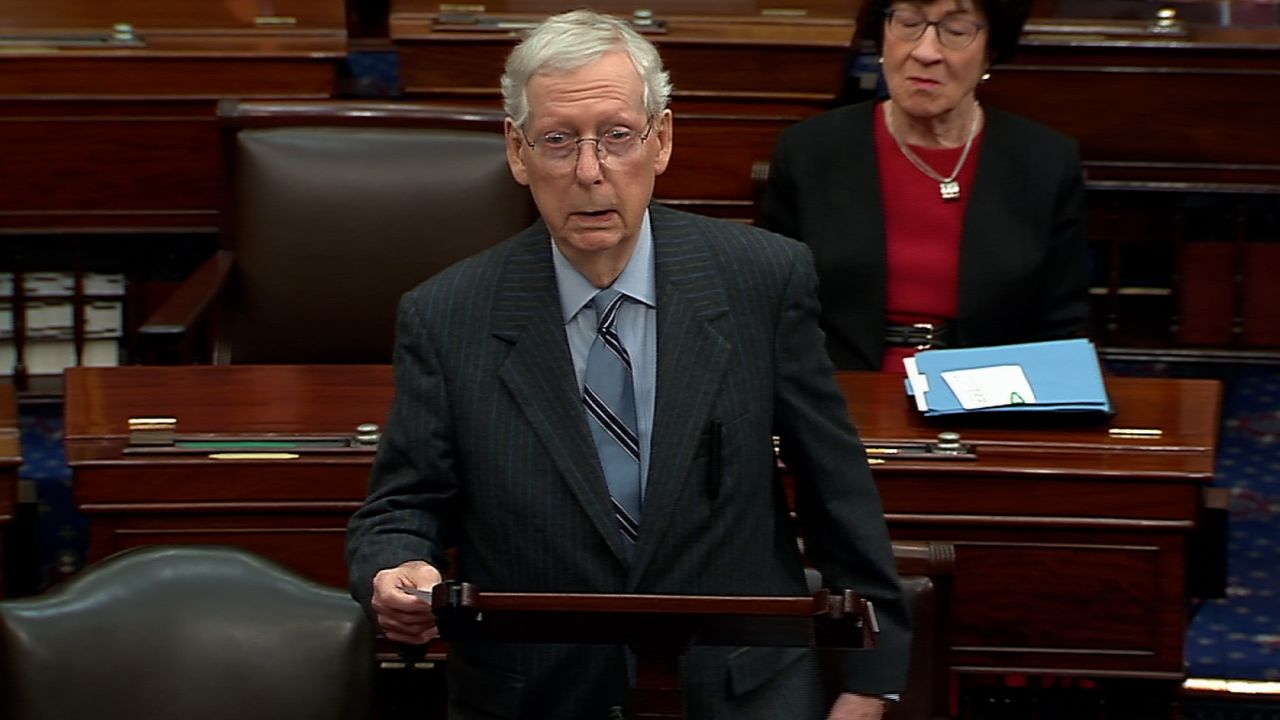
[[934, 431, 964, 454], [355, 422, 381, 446], [111, 23, 135, 43], [1151, 6, 1183, 33]]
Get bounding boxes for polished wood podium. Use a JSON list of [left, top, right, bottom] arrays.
[[430, 581, 873, 719], [63, 364, 1220, 682]]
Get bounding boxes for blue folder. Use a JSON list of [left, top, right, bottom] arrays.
[[903, 338, 1112, 419]]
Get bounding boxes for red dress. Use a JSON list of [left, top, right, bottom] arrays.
[[873, 102, 983, 373]]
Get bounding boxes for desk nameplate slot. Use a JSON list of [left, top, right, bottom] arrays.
[[865, 431, 976, 461], [123, 433, 378, 455]]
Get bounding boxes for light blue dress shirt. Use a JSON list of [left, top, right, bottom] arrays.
[[553, 210, 657, 501]]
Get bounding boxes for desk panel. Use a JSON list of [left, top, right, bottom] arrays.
[[84, 513, 352, 591], [0, 102, 218, 228], [942, 532, 1182, 675], [0, 50, 340, 233], [982, 59, 1280, 170]]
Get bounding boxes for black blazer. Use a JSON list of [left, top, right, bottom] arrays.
[[346, 205, 909, 719], [760, 100, 1089, 370]]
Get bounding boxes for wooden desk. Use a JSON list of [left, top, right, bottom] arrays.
[[64, 365, 1219, 681], [0, 384, 21, 597], [835, 372, 1219, 680], [64, 365, 392, 588]]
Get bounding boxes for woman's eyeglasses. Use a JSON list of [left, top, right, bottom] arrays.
[[885, 8, 986, 50]]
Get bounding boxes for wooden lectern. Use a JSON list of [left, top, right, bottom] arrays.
[[429, 581, 876, 720]]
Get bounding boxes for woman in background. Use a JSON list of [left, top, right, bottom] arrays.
[[759, 0, 1089, 371]]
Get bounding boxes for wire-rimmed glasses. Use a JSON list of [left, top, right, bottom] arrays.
[[885, 7, 986, 50], [521, 118, 655, 170]]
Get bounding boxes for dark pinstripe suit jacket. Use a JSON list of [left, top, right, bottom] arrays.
[[760, 100, 1089, 370], [346, 204, 908, 719]]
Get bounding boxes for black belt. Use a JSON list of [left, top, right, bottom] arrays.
[[885, 322, 954, 350]]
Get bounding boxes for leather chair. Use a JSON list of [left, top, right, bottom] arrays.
[[139, 100, 539, 364], [808, 540, 955, 720], [0, 545, 375, 720], [886, 540, 955, 720]]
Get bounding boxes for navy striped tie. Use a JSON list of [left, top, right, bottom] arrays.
[[583, 288, 641, 550]]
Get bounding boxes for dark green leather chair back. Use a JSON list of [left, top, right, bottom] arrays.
[[0, 545, 375, 720]]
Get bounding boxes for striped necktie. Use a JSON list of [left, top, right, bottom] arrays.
[[583, 288, 642, 551]]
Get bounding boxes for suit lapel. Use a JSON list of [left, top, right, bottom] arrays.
[[631, 207, 732, 578], [492, 226, 632, 564]]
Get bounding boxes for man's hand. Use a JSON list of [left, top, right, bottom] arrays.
[[826, 692, 888, 720], [370, 560, 443, 645]]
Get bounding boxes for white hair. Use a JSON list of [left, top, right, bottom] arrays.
[[500, 9, 673, 129]]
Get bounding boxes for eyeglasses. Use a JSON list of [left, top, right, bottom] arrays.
[[521, 119, 654, 170], [885, 7, 986, 50]]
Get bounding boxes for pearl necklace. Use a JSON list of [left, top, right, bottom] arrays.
[[884, 100, 981, 202]]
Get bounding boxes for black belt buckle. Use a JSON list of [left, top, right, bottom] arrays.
[[886, 322, 940, 350]]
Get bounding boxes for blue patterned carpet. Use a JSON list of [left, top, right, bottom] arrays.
[[14, 403, 83, 590], [1185, 368, 1280, 681], [12, 369, 1280, 681]]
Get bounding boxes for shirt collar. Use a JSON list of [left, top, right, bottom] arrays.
[[553, 209, 657, 324]]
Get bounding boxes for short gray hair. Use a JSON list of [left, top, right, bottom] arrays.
[[500, 9, 673, 129]]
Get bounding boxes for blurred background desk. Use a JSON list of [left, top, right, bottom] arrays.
[[387, 1, 1280, 362], [1, 0, 348, 396]]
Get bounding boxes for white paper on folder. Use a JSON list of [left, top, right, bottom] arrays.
[[940, 365, 1037, 410], [902, 357, 930, 412]]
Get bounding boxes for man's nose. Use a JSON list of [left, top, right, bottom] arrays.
[[574, 139, 605, 181]]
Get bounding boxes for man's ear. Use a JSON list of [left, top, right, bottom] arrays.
[[652, 109, 674, 177], [505, 118, 531, 187]]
